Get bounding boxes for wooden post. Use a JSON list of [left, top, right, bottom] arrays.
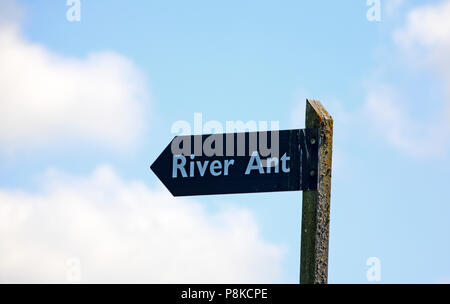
[[300, 99, 333, 284]]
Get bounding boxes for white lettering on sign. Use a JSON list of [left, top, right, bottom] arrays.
[[171, 153, 290, 178], [281, 153, 290, 173], [172, 155, 235, 178], [245, 152, 290, 175], [245, 151, 264, 174]]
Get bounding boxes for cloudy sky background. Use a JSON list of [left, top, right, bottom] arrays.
[[0, 0, 449, 283]]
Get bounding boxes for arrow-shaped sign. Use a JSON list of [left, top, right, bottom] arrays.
[[151, 128, 319, 196]]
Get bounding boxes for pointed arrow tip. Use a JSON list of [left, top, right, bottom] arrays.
[[150, 152, 179, 197]]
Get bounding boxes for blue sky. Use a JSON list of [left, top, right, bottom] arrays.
[[0, 0, 449, 283]]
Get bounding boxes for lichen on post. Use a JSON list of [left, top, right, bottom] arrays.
[[300, 99, 333, 284]]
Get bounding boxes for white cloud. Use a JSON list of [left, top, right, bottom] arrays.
[[363, 85, 447, 157], [394, 0, 450, 91], [0, 166, 283, 283], [0, 16, 149, 153], [394, 0, 450, 49], [364, 0, 450, 157]]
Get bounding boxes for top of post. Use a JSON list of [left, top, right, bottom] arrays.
[[305, 99, 333, 128]]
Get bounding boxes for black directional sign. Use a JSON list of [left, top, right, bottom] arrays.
[[151, 129, 319, 196]]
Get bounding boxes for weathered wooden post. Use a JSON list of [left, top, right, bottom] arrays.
[[300, 99, 333, 284]]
